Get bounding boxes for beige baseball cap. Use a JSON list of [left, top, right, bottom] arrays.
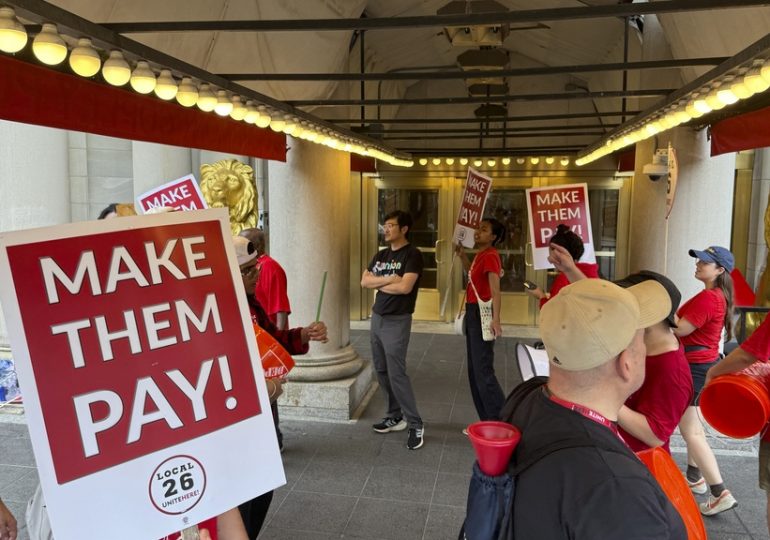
[[540, 279, 671, 371]]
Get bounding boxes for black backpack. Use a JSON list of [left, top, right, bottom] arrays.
[[460, 378, 621, 540]]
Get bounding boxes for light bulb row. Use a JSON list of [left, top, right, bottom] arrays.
[[416, 156, 571, 167], [0, 8, 413, 167], [576, 57, 770, 166]]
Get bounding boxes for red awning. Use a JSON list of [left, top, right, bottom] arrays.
[[711, 104, 770, 156], [0, 54, 286, 161]]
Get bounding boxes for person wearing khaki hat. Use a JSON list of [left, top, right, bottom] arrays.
[[499, 278, 686, 539]]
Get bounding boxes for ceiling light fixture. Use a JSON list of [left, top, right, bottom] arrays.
[[130, 60, 156, 94], [154, 69, 178, 100], [69, 37, 100, 77], [32, 23, 67, 66], [102, 50, 131, 86], [0, 7, 27, 54], [175, 77, 198, 107], [196, 83, 217, 112]]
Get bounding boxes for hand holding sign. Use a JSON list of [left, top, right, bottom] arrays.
[[303, 321, 328, 343]]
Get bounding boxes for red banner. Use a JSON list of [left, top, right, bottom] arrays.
[[6, 220, 261, 484]]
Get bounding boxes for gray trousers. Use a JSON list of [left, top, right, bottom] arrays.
[[370, 312, 423, 428]]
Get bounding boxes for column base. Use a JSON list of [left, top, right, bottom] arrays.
[[278, 360, 376, 422]]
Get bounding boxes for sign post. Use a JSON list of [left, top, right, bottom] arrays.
[[525, 183, 596, 270], [0, 209, 282, 540]]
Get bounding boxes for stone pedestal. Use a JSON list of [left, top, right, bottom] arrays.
[[268, 137, 374, 421]]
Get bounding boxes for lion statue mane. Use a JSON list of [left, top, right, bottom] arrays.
[[200, 159, 257, 235]]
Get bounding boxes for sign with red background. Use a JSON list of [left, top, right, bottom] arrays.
[[6, 220, 261, 484], [137, 175, 208, 213], [525, 183, 595, 270], [453, 168, 493, 248]]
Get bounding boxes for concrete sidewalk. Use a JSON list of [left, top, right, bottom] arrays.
[[0, 329, 768, 539]]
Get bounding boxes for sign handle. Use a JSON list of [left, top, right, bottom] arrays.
[[315, 270, 328, 322]]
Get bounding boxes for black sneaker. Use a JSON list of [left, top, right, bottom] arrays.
[[372, 416, 407, 433], [407, 426, 424, 450]]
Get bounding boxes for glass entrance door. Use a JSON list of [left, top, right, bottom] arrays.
[[366, 179, 452, 321]]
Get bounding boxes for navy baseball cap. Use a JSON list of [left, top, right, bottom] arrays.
[[615, 270, 681, 328], [688, 246, 734, 273]]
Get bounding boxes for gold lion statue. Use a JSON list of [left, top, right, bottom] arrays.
[[200, 159, 257, 235]]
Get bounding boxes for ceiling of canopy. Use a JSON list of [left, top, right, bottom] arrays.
[[14, 0, 770, 158]]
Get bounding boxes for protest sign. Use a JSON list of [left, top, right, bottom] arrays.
[[666, 143, 679, 219], [453, 168, 493, 248], [136, 174, 208, 214], [0, 209, 283, 539], [525, 183, 596, 270]]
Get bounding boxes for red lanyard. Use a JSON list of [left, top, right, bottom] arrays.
[[547, 390, 625, 442]]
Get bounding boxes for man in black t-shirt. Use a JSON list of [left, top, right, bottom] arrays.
[[361, 210, 425, 450]]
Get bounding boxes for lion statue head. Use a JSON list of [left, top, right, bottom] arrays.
[[200, 159, 257, 235]]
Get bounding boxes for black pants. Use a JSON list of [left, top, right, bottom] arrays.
[[465, 303, 505, 421], [238, 490, 274, 539]]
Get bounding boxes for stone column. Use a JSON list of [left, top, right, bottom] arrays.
[[268, 138, 373, 421], [629, 127, 736, 302], [0, 121, 70, 355], [131, 141, 193, 198]]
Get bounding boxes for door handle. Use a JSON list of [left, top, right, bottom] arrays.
[[435, 239, 445, 264], [525, 242, 533, 267]]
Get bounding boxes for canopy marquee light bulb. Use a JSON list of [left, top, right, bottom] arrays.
[[516, 157, 525, 165], [731, 75, 755, 100], [745, 62, 770, 93], [244, 101, 259, 123], [69, 38, 100, 77], [255, 107, 272, 128], [175, 77, 198, 107], [473, 159, 483, 167], [196, 83, 217, 112], [214, 90, 233, 116], [0, 7, 27, 54], [229, 96, 248, 121], [460, 158, 469, 165], [560, 157, 570, 166], [418, 158, 428, 166], [130, 61, 156, 94], [32, 23, 67, 66], [154, 69, 178, 100], [501, 157, 511, 165], [432, 158, 441, 165], [530, 157, 540, 165], [545, 156, 555, 165], [445, 158, 455, 165], [487, 159, 496, 167], [102, 50, 131, 86], [269, 116, 286, 132]]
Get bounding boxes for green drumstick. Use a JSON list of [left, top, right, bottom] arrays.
[[316, 270, 328, 322]]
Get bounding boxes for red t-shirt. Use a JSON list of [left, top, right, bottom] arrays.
[[467, 247, 502, 303], [619, 345, 693, 453], [162, 518, 217, 540], [540, 262, 600, 308], [677, 288, 726, 364], [742, 315, 770, 362], [253, 254, 291, 325]]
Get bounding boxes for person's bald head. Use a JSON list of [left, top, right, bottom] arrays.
[[239, 228, 265, 255]]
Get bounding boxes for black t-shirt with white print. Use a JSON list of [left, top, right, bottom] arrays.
[[368, 243, 423, 316]]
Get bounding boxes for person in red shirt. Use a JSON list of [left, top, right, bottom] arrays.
[[455, 218, 506, 421], [614, 271, 693, 453], [706, 315, 770, 537], [525, 224, 599, 307], [674, 245, 737, 516], [238, 228, 291, 330]]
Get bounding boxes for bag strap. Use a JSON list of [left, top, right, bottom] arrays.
[[511, 436, 619, 476]]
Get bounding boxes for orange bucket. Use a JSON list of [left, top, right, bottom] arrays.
[[466, 421, 521, 476], [636, 447, 707, 540], [700, 362, 770, 438]]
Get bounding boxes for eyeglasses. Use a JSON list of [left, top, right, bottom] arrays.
[[382, 223, 400, 230], [240, 264, 257, 276]]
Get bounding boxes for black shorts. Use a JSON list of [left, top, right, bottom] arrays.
[[689, 359, 720, 406]]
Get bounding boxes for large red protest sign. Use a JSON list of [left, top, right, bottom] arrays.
[[6, 220, 260, 484], [137, 174, 208, 213], [453, 168, 493, 248], [525, 183, 596, 270]]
